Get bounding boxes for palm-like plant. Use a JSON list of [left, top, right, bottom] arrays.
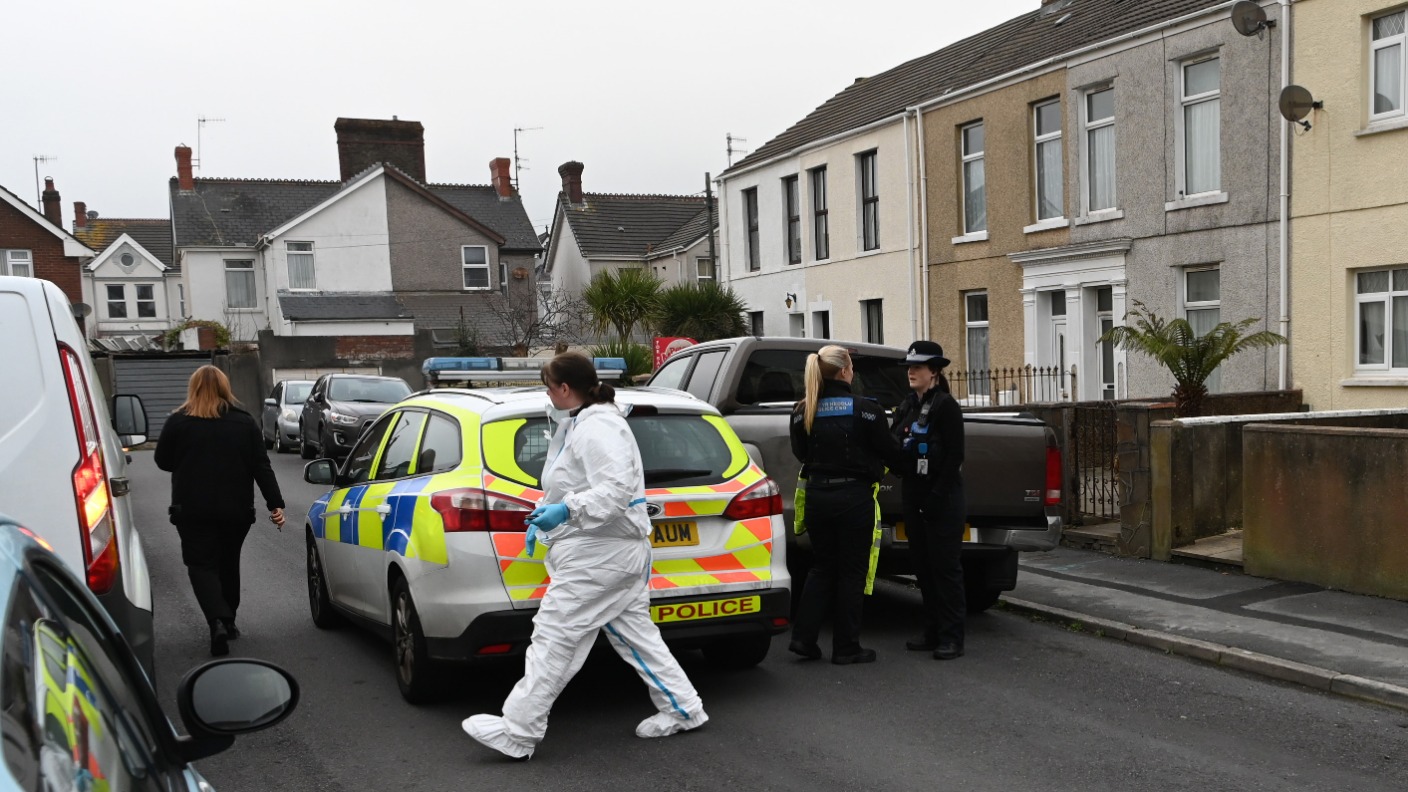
[[653, 282, 749, 342], [1097, 300, 1286, 416], [581, 268, 661, 344]]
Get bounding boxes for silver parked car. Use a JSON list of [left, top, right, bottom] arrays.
[[262, 379, 313, 453]]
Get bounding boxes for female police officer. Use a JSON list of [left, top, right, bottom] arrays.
[[788, 345, 901, 665], [890, 341, 967, 660]]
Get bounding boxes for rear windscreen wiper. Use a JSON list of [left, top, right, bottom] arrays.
[[643, 469, 712, 484]]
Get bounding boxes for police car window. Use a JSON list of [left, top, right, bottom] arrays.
[[373, 411, 427, 481], [418, 413, 462, 474], [630, 416, 732, 485], [343, 414, 395, 485], [511, 418, 552, 482], [649, 355, 692, 391], [683, 351, 726, 401]]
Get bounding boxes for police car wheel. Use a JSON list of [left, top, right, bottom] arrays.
[[307, 536, 344, 629], [392, 578, 440, 703], [701, 632, 772, 670]]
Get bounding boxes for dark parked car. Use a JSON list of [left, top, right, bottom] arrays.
[[262, 379, 314, 453], [0, 514, 299, 791], [299, 374, 411, 460]]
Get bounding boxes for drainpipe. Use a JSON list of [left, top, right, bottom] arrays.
[[1278, 0, 1292, 390], [905, 111, 919, 341], [915, 107, 932, 338]]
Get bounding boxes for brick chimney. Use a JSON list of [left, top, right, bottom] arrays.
[[335, 117, 426, 183], [73, 201, 87, 230], [490, 158, 514, 198], [175, 145, 194, 191], [558, 161, 584, 206], [41, 179, 61, 226]]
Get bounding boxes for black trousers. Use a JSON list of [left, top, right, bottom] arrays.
[[175, 520, 253, 626], [901, 476, 967, 647], [792, 480, 876, 655]]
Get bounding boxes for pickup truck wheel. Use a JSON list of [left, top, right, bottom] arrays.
[[701, 632, 772, 669], [307, 535, 345, 629], [965, 584, 1001, 614], [392, 578, 441, 703]]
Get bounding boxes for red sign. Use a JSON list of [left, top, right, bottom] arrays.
[[653, 337, 696, 369]]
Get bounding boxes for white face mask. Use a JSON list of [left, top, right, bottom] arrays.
[[545, 403, 572, 431]]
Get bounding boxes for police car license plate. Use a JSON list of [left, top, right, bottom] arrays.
[[893, 522, 972, 542], [651, 521, 698, 548], [651, 596, 760, 624]]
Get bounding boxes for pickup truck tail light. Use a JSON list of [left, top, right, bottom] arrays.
[[431, 488, 535, 532], [723, 477, 783, 520], [1044, 444, 1063, 506], [60, 345, 119, 595]]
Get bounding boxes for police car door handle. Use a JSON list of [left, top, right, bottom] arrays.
[[336, 506, 354, 515], [374, 505, 391, 515]]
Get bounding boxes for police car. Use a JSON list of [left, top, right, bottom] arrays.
[[302, 357, 792, 703]]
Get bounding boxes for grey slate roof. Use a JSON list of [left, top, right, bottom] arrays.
[[75, 219, 175, 270], [277, 292, 411, 321], [653, 207, 715, 255], [726, 0, 1226, 174], [170, 177, 342, 247], [429, 184, 541, 251], [559, 193, 709, 259]]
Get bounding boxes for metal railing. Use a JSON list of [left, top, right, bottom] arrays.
[[949, 365, 1075, 407]]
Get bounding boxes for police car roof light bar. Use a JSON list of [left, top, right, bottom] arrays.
[[421, 356, 628, 385]]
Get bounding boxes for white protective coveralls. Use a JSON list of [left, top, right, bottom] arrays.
[[464, 402, 707, 758]]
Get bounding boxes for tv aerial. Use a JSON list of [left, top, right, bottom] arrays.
[[1231, 1, 1275, 38], [1279, 85, 1322, 131]]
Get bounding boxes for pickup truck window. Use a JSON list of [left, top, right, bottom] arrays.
[[499, 415, 732, 487], [651, 355, 693, 391], [737, 350, 911, 408], [684, 351, 726, 401]]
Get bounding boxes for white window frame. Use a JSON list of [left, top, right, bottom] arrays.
[[499, 261, 509, 296], [961, 122, 987, 235], [105, 284, 128, 319], [743, 188, 760, 272], [1371, 10, 1407, 122], [286, 241, 316, 291], [1184, 265, 1222, 390], [3, 249, 32, 278], [178, 283, 187, 318], [1354, 266, 1408, 372], [1096, 286, 1116, 400], [134, 283, 157, 319], [812, 310, 831, 339], [1033, 99, 1064, 222], [783, 174, 802, 264], [224, 259, 256, 310], [965, 291, 991, 398], [810, 166, 829, 261], [1082, 85, 1117, 215], [462, 245, 491, 291], [1177, 55, 1222, 199], [695, 257, 714, 282]]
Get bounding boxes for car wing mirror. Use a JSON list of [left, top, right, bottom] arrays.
[[264, 398, 277, 407], [304, 459, 336, 486], [175, 659, 300, 762], [112, 394, 149, 446]]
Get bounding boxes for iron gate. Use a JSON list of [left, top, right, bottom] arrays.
[[1069, 401, 1119, 523]]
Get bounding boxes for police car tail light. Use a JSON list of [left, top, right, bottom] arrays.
[[1044, 444, 1063, 506], [723, 477, 783, 520], [431, 488, 535, 532], [60, 345, 119, 595]]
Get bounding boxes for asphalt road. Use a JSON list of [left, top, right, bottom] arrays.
[[127, 449, 1408, 792]]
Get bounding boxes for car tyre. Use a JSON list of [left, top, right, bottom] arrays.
[[965, 582, 1001, 614], [299, 424, 317, 460], [320, 426, 338, 461], [392, 577, 440, 703], [307, 535, 345, 629], [701, 632, 772, 670]]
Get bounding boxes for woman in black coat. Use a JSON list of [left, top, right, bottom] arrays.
[[155, 365, 284, 656]]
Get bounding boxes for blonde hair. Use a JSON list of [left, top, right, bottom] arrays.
[[177, 365, 238, 419], [802, 345, 851, 432]]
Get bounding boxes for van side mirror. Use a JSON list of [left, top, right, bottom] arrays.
[[175, 659, 299, 762], [264, 398, 277, 407], [112, 394, 148, 446], [304, 459, 336, 485]]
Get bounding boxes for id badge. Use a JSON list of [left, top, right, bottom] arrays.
[[916, 458, 929, 475]]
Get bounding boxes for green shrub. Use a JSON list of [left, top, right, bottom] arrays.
[[653, 282, 748, 342], [589, 340, 653, 379]]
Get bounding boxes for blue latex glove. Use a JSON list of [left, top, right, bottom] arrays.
[[526, 524, 541, 556], [526, 503, 570, 532]]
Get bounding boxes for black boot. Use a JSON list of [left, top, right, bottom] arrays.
[[210, 621, 230, 657], [222, 619, 240, 640]]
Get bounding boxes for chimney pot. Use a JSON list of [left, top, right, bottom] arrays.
[[558, 161, 584, 206], [175, 145, 194, 191], [74, 201, 87, 229], [490, 158, 515, 198], [41, 179, 62, 227]]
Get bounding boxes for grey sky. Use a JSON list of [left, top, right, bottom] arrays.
[[3, 0, 1033, 235]]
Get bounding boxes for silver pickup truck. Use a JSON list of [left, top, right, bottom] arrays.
[[645, 336, 1063, 612]]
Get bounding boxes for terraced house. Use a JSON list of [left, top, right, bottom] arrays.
[[719, 0, 1286, 404]]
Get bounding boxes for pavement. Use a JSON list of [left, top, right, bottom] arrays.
[[997, 544, 1408, 712]]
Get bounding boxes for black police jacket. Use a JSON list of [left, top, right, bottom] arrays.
[[890, 387, 965, 499], [789, 379, 899, 484], [154, 406, 285, 525]]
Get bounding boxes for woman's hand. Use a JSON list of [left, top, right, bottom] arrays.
[[526, 503, 569, 531], [270, 508, 286, 529]]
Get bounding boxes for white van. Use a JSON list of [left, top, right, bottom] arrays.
[[0, 276, 155, 675]]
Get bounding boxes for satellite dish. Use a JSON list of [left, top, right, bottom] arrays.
[[1231, 1, 1273, 37], [71, 302, 92, 319], [1279, 85, 1322, 130]]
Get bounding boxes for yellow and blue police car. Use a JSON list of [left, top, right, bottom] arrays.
[[302, 357, 792, 703]]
